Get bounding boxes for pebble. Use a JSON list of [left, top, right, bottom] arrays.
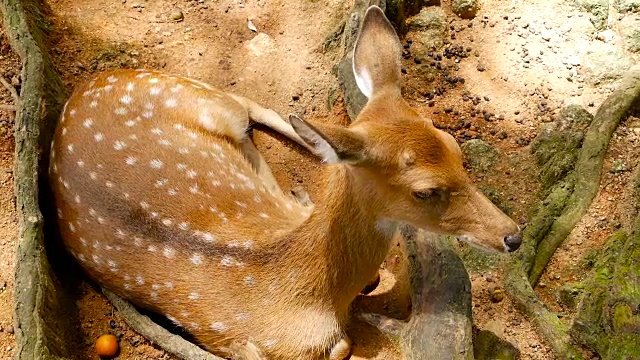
[[6, 326, 14, 334], [540, 29, 552, 41], [170, 9, 184, 21], [490, 286, 505, 303]]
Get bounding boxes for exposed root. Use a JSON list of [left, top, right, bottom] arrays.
[[528, 65, 640, 285], [0, 75, 19, 104], [505, 65, 640, 359], [103, 289, 223, 360]]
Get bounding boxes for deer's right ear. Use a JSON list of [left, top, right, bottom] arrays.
[[289, 115, 366, 164], [352, 5, 403, 99]]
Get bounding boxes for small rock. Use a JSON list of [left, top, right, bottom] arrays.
[[583, 45, 633, 85], [540, 29, 552, 41], [461, 139, 500, 173], [490, 286, 505, 303], [616, 0, 640, 13], [477, 63, 486, 72], [6, 326, 14, 334], [596, 29, 615, 43], [170, 9, 184, 22], [451, 0, 480, 19]]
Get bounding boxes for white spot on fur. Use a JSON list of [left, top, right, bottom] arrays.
[[158, 139, 171, 147], [113, 141, 126, 150], [165, 98, 178, 108], [149, 78, 159, 84], [120, 95, 133, 104], [162, 218, 173, 227], [188, 292, 200, 300], [115, 107, 127, 115], [151, 128, 162, 135], [94, 132, 104, 142], [235, 313, 249, 321], [142, 111, 153, 119], [165, 282, 174, 289], [155, 179, 168, 187], [150, 159, 164, 169], [263, 339, 277, 348], [147, 245, 157, 253], [178, 148, 189, 155], [107, 75, 118, 83], [149, 87, 161, 96], [244, 275, 255, 287], [67, 144, 74, 153], [168, 188, 178, 196], [126, 82, 135, 91], [210, 322, 227, 332], [125, 120, 136, 127], [179, 222, 189, 230], [163, 247, 175, 258], [190, 253, 203, 265], [105, 181, 114, 188], [83, 119, 93, 128], [125, 156, 137, 165]]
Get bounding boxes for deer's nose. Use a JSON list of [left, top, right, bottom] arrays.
[[504, 233, 522, 252]]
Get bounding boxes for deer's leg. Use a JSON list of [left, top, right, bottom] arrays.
[[238, 137, 285, 197], [228, 94, 320, 156], [360, 271, 381, 295], [329, 337, 352, 360]]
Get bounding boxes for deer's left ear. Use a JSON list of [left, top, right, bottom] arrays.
[[289, 115, 366, 164], [352, 5, 403, 99]]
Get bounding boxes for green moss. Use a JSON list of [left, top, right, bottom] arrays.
[[531, 105, 593, 190]]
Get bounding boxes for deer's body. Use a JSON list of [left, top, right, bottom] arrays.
[[51, 6, 521, 359]]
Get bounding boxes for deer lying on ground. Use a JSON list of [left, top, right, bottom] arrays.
[[50, 5, 521, 360]]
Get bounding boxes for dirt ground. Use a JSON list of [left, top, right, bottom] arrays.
[[1, 0, 639, 359]]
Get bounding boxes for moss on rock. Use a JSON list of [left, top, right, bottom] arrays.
[[531, 105, 593, 190]]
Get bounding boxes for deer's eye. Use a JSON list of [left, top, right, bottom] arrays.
[[412, 190, 434, 201]]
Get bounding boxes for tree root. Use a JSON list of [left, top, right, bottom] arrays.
[[505, 65, 640, 360], [0, 74, 19, 104], [529, 65, 640, 285], [360, 224, 474, 359], [103, 289, 223, 360], [569, 167, 640, 359]]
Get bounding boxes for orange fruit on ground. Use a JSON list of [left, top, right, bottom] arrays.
[[95, 334, 119, 358]]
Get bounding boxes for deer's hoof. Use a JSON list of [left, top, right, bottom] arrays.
[[329, 337, 352, 360]]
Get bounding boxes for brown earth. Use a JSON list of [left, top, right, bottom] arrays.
[[1, 0, 639, 359]]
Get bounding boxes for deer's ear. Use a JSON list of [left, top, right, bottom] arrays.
[[288, 115, 366, 164], [352, 5, 403, 99]]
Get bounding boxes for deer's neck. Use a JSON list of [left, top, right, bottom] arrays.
[[290, 165, 393, 312]]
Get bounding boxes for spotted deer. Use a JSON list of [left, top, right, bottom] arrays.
[[50, 5, 521, 360]]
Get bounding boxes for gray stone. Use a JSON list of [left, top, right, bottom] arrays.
[[451, 0, 479, 19], [626, 28, 640, 53], [573, 0, 608, 31], [461, 139, 500, 174], [473, 329, 520, 360], [531, 105, 593, 189], [334, 53, 368, 121], [408, 6, 447, 50], [616, 0, 640, 12], [386, 0, 436, 34], [582, 45, 634, 85]]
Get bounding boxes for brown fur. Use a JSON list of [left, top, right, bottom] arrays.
[[50, 5, 520, 360]]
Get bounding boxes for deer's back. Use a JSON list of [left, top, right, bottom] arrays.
[[49, 70, 320, 356]]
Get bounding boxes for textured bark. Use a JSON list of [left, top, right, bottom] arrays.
[[360, 225, 474, 360], [2, 0, 73, 359]]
